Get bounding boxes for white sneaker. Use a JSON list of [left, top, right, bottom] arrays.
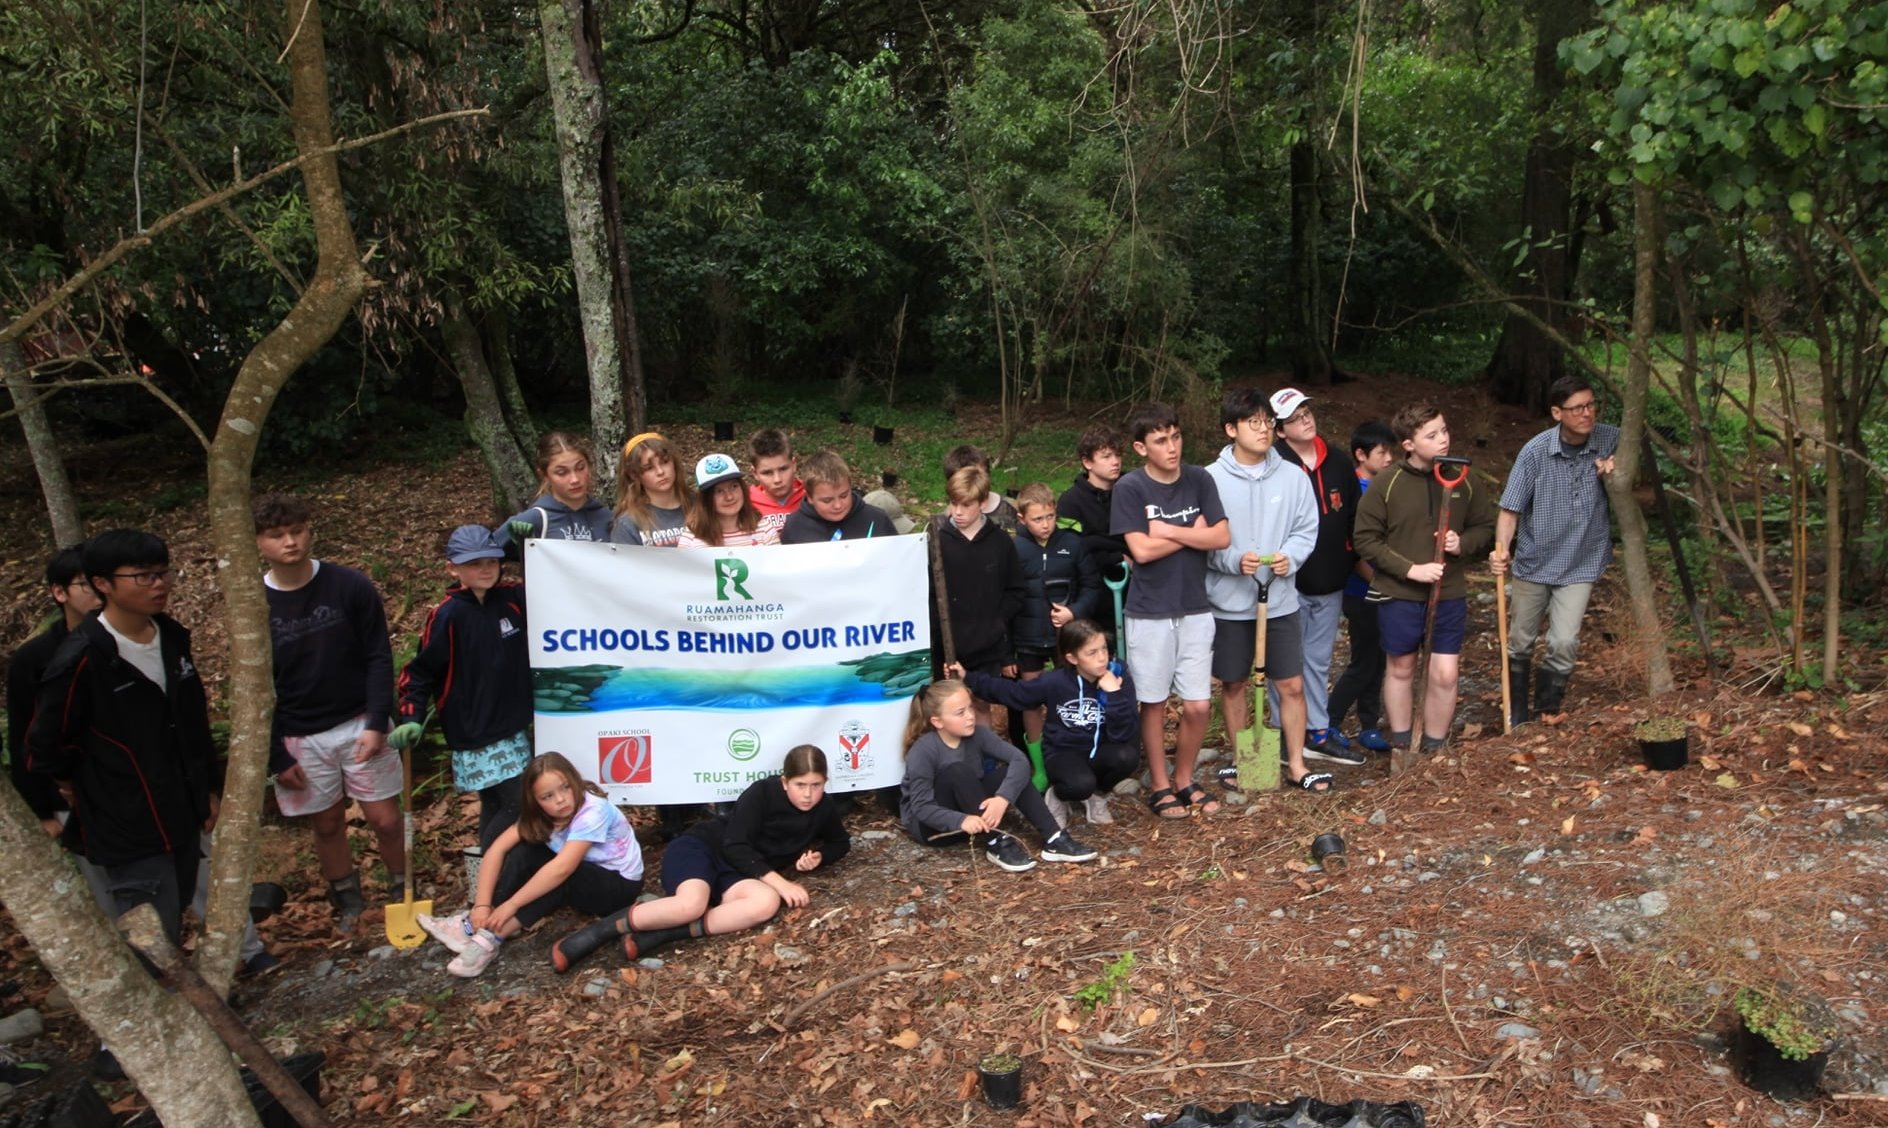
[[1041, 788, 1070, 827], [418, 911, 476, 954], [1083, 794, 1114, 825], [446, 932, 500, 977]]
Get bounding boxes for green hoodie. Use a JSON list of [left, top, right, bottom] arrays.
[[1352, 460, 1495, 602]]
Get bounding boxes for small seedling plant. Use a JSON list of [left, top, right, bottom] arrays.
[[1073, 951, 1136, 1011], [1734, 986, 1835, 1061]]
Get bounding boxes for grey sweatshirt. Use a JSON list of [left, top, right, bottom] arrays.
[[1203, 444, 1321, 621], [901, 726, 1029, 840]]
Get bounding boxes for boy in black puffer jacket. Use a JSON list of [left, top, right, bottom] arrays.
[[1009, 483, 1098, 752]]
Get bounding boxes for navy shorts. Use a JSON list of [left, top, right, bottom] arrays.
[[1378, 597, 1467, 657], [659, 834, 750, 904]]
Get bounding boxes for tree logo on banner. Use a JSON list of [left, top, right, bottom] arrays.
[[714, 556, 753, 601], [598, 731, 654, 784]]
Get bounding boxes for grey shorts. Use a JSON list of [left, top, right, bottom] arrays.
[[1125, 612, 1215, 703], [1211, 610, 1304, 684]]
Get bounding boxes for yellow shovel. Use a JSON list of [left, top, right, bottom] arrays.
[[385, 734, 433, 949]]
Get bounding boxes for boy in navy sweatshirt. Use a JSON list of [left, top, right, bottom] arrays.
[[392, 525, 533, 853], [255, 494, 403, 934]]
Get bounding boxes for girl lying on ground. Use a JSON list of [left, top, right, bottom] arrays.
[[551, 744, 849, 970]]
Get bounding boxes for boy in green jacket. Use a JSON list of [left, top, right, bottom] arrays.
[[1351, 403, 1495, 754]]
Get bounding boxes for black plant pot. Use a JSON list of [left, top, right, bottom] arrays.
[[1732, 1019, 1827, 1101], [881, 471, 898, 488], [712, 420, 735, 442], [873, 425, 894, 444], [1638, 735, 1688, 771], [1310, 833, 1348, 874], [838, 410, 854, 424], [977, 1054, 1022, 1109]]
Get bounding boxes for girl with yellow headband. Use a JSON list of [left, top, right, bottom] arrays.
[[610, 432, 696, 547]]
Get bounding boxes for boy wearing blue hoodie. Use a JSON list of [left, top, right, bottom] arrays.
[[1204, 388, 1327, 791]]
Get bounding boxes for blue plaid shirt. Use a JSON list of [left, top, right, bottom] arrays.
[[1499, 422, 1619, 587]]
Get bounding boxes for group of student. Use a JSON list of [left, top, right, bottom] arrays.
[[4, 373, 1619, 1024]]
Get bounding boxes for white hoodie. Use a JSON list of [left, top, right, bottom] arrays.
[[1204, 444, 1321, 621]]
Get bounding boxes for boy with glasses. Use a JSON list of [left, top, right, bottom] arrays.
[[1489, 376, 1618, 725], [26, 530, 215, 948]]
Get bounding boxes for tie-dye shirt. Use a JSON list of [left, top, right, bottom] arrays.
[[549, 793, 645, 881]]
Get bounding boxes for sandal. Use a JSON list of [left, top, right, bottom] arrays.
[[1287, 770, 1335, 793], [1176, 783, 1220, 815], [1147, 788, 1190, 819]]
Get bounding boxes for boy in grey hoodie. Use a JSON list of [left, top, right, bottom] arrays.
[[1204, 388, 1328, 791]]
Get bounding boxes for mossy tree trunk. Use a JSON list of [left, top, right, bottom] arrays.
[[196, 0, 371, 991], [539, 0, 646, 481], [1610, 180, 1673, 697]]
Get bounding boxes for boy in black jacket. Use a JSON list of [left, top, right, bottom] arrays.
[[932, 465, 1025, 729], [392, 526, 533, 851], [1271, 388, 1366, 764], [27, 530, 214, 946], [1010, 482, 1098, 751], [1055, 425, 1129, 636]]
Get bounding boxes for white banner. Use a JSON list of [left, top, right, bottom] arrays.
[[527, 536, 931, 802]]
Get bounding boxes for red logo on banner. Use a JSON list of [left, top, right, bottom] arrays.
[[599, 733, 653, 784], [837, 721, 870, 771]]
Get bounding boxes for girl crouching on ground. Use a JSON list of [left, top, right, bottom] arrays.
[[418, 752, 644, 977], [550, 744, 849, 970], [901, 679, 1098, 873], [955, 618, 1139, 827]]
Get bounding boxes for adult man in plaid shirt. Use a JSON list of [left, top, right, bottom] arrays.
[[1489, 375, 1618, 725]]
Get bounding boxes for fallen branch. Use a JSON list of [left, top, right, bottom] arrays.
[[1079, 1041, 1165, 1057], [1294, 1052, 1494, 1082], [781, 961, 915, 1027], [120, 903, 334, 1128]]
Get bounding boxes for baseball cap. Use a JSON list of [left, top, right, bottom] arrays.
[[446, 525, 506, 564], [1269, 387, 1312, 421], [862, 489, 917, 534], [695, 452, 744, 492]]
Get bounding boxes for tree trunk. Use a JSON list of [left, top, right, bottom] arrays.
[[539, 0, 645, 482], [442, 292, 536, 513], [1611, 181, 1673, 697], [0, 786, 260, 1125], [197, 0, 371, 991], [483, 307, 539, 458], [2, 340, 84, 547], [1287, 140, 1334, 385], [1485, 0, 1590, 411]]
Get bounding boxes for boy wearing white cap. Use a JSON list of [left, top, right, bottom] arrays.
[[1269, 387, 1366, 767]]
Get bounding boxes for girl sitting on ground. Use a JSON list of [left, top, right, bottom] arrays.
[[609, 432, 696, 547], [900, 679, 1098, 873], [417, 752, 644, 977], [676, 453, 786, 547], [953, 618, 1138, 828], [550, 744, 849, 970]]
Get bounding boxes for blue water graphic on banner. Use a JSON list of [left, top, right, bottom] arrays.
[[534, 648, 931, 713]]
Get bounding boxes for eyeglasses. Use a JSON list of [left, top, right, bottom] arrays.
[[1241, 416, 1274, 433], [109, 569, 173, 587], [1283, 410, 1314, 426], [1558, 400, 1598, 415]]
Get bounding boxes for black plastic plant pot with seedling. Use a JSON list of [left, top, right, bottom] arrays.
[[1632, 715, 1689, 771], [977, 1052, 1023, 1109], [1732, 986, 1835, 1101], [873, 425, 894, 444]]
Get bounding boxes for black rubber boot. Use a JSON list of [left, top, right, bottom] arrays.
[[1536, 669, 1570, 718], [552, 908, 631, 973], [327, 874, 366, 935], [1507, 659, 1532, 728], [623, 919, 705, 962]]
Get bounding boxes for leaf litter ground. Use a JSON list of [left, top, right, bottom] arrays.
[[1, 384, 1886, 1126]]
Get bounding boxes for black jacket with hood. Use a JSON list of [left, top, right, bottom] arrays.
[[1276, 437, 1361, 596], [26, 613, 214, 867]]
